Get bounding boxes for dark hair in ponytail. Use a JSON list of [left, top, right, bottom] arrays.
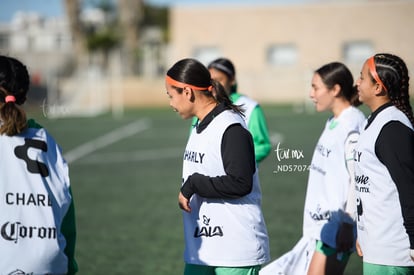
[[208, 58, 236, 79], [316, 62, 361, 107], [370, 53, 414, 126], [210, 79, 244, 115], [166, 58, 244, 116], [208, 57, 238, 94], [0, 55, 29, 136]]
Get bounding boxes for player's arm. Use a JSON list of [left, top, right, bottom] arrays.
[[344, 131, 360, 219], [248, 105, 271, 163], [61, 187, 78, 274], [336, 131, 359, 252], [376, 121, 414, 255], [180, 124, 255, 199]]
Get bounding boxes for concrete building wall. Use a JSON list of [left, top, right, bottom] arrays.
[[168, 0, 414, 104], [0, 13, 74, 78]]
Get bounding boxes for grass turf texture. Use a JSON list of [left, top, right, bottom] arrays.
[[31, 104, 364, 274]]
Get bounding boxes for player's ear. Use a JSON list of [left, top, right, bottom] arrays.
[[373, 82, 387, 96], [183, 87, 195, 102], [332, 84, 341, 97]]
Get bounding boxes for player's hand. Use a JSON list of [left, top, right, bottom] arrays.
[[336, 222, 354, 252], [178, 192, 191, 213], [356, 239, 363, 257]]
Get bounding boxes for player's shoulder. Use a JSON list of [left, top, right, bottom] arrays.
[[27, 118, 43, 129], [341, 107, 365, 127], [235, 94, 258, 107], [25, 119, 60, 145], [345, 106, 365, 119]]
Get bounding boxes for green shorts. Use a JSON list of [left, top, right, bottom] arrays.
[[184, 264, 261, 275], [363, 262, 414, 275], [315, 240, 352, 262]]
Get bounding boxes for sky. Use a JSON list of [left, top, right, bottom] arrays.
[[0, 0, 310, 23], [1, 0, 63, 22]]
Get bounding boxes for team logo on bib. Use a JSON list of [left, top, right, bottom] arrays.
[[1, 221, 57, 243], [355, 174, 370, 193], [183, 150, 205, 164], [194, 215, 223, 238], [14, 138, 49, 177]]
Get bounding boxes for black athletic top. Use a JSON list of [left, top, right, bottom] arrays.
[[369, 102, 414, 248], [181, 103, 256, 200]]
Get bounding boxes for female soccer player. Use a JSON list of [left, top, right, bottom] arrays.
[[354, 53, 414, 275], [166, 58, 270, 275], [0, 55, 77, 274], [207, 58, 271, 163], [261, 62, 365, 275]]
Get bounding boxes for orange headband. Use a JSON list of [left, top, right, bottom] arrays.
[[367, 56, 387, 92], [166, 75, 212, 92]]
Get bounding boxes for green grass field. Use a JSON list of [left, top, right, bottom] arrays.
[[31, 104, 364, 274]]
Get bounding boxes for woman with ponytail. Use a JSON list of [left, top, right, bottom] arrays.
[[166, 58, 270, 275], [355, 53, 414, 274], [0, 55, 78, 274], [207, 58, 271, 163], [261, 62, 365, 275]]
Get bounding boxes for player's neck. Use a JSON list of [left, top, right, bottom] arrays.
[[331, 98, 351, 118], [195, 99, 218, 122]]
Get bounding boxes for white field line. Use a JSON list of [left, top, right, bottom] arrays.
[[64, 118, 151, 163], [74, 147, 183, 165]]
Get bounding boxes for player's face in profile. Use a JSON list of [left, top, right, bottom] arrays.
[[166, 84, 193, 119], [309, 73, 335, 112], [356, 61, 377, 107], [209, 68, 233, 95]]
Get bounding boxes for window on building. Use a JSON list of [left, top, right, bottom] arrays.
[[343, 41, 374, 64], [267, 44, 298, 66], [55, 34, 63, 50], [192, 46, 221, 66]]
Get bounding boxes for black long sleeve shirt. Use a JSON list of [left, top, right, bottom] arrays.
[[368, 102, 414, 249], [181, 103, 256, 200]]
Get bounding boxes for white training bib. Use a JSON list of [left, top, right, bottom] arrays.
[[182, 110, 270, 266], [354, 106, 413, 266], [0, 127, 72, 274]]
